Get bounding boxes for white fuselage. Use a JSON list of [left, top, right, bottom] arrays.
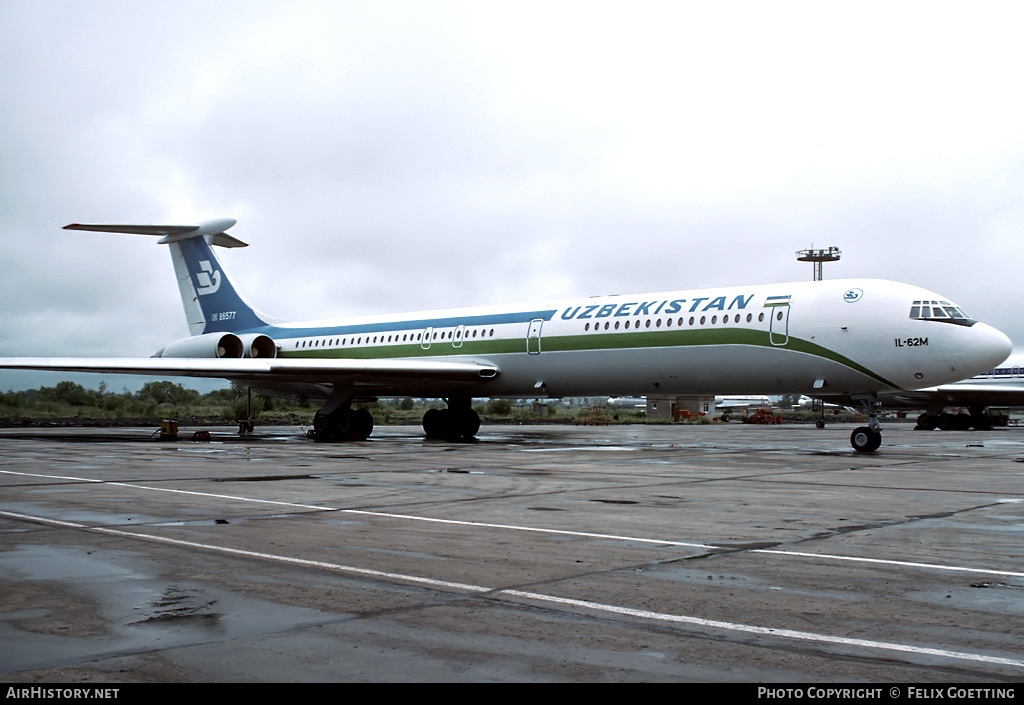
[[231, 278, 1009, 402]]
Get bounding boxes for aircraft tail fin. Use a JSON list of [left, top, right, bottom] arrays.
[[64, 218, 270, 336]]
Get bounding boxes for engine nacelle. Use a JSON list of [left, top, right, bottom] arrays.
[[156, 332, 244, 359], [238, 333, 277, 358]]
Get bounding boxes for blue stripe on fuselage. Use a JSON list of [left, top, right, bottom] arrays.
[[239, 309, 558, 339]]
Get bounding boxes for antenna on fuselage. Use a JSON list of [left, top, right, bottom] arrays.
[[796, 246, 841, 281]]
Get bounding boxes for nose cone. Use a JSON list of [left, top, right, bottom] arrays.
[[966, 322, 1013, 373]]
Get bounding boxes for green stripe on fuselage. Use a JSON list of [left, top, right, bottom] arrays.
[[280, 326, 900, 390]]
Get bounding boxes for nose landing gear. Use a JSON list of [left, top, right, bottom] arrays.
[[850, 397, 883, 453]]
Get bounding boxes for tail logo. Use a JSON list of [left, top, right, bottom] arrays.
[[195, 260, 222, 295]]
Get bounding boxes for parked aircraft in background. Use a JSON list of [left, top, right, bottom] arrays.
[[713, 394, 773, 422], [715, 395, 772, 410], [870, 352, 1024, 430], [0, 218, 1012, 452], [798, 394, 857, 415], [606, 396, 646, 409], [607, 394, 776, 420]]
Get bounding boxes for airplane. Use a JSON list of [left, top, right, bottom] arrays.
[[868, 352, 1024, 430], [0, 217, 1012, 453], [606, 396, 646, 409], [797, 395, 851, 411], [606, 395, 774, 418], [713, 394, 773, 422], [714, 395, 772, 410]]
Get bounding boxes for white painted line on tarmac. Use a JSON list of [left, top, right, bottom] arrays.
[[2, 507, 1022, 671], [755, 549, 1024, 579], [0, 469, 713, 547], [499, 590, 1024, 669], [343, 509, 713, 548], [0, 509, 485, 593], [0, 469, 331, 512], [4, 469, 1021, 580]]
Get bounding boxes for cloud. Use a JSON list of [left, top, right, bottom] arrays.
[[3, 0, 1024, 392]]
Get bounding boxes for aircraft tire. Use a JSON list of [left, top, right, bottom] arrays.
[[422, 407, 479, 441], [971, 414, 993, 431], [850, 427, 882, 453], [350, 408, 374, 440], [423, 408, 445, 439], [312, 410, 335, 440], [454, 408, 481, 440], [312, 408, 358, 441]]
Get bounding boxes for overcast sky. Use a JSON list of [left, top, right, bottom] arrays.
[[3, 0, 1024, 391]]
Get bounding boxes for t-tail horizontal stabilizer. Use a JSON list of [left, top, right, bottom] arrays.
[[63, 218, 248, 248], [65, 217, 266, 335]]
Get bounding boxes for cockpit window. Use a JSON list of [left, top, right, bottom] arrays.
[[909, 300, 976, 326]]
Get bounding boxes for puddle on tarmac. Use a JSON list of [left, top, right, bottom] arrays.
[[0, 544, 339, 675]]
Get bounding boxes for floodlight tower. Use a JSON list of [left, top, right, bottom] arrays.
[[797, 246, 841, 281]]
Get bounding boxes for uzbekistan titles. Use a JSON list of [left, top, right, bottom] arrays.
[[560, 295, 756, 321]]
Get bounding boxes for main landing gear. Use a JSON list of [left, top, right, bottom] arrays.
[[915, 406, 995, 431], [310, 405, 374, 441], [423, 396, 480, 441], [850, 397, 883, 453], [309, 396, 481, 443]]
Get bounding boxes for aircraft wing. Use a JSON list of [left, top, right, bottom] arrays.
[[0, 357, 499, 392]]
